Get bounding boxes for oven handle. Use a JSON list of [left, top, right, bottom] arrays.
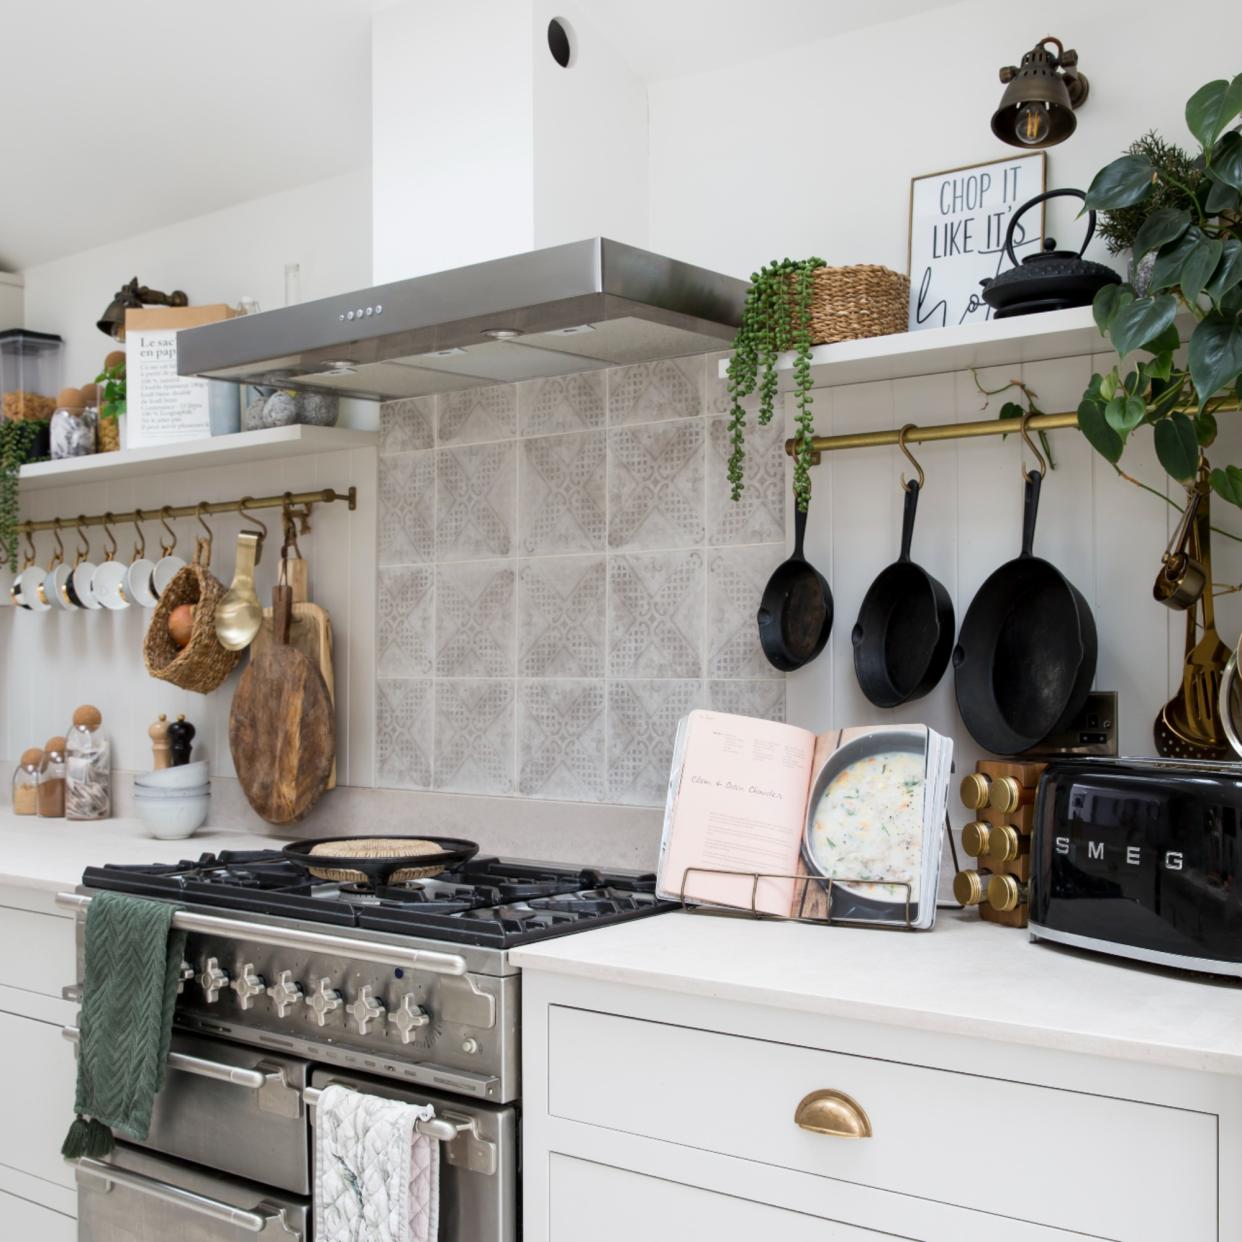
[[62, 1026, 271, 1092], [55, 891, 469, 976], [301, 1085, 463, 1142], [74, 1156, 302, 1236]]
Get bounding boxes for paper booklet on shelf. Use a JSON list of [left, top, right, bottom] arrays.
[[657, 713, 953, 930]]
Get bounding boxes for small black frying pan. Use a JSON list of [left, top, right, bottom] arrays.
[[953, 441, 1097, 754], [852, 475, 955, 708], [757, 487, 833, 672]]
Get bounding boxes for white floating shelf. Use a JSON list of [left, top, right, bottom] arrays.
[[717, 306, 1110, 390], [18, 425, 378, 492]]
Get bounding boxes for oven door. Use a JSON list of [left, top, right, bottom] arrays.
[[76, 1143, 309, 1241], [309, 1068, 518, 1242]]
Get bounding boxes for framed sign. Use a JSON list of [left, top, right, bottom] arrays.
[[907, 152, 1046, 332]]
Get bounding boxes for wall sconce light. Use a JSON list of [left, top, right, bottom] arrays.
[[97, 277, 189, 338], [991, 36, 1089, 149]]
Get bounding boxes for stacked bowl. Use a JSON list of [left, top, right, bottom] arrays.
[[135, 761, 210, 839]]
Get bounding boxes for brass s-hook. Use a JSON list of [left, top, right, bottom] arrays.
[[50, 518, 65, 568], [101, 513, 119, 562], [1019, 412, 1048, 479], [196, 503, 214, 549], [74, 517, 91, 566], [897, 424, 925, 492], [132, 508, 147, 561], [159, 506, 177, 556]]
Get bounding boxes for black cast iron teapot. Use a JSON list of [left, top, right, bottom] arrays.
[[981, 187, 1120, 318]]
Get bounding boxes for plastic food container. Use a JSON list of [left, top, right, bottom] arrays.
[[0, 329, 63, 424]]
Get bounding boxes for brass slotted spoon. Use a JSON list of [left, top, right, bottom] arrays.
[[1154, 473, 1233, 759]]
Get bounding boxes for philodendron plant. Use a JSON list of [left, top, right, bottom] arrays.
[[1079, 73, 1242, 500]]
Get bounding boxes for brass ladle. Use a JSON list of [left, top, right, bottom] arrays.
[[215, 500, 267, 652]]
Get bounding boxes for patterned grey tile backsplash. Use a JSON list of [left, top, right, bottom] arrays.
[[376, 352, 789, 808]]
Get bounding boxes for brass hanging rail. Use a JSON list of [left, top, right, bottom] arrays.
[[14, 487, 357, 536]]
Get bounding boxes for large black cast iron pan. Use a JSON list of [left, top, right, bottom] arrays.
[[953, 463, 1097, 755], [757, 488, 833, 672], [852, 474, 955, 708]]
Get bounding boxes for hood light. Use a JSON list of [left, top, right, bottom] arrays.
[[482, 328, 522, 340]]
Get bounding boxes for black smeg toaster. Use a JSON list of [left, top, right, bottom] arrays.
[[1030, 758, 1242, 978]]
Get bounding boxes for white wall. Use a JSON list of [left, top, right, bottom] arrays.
[[647, 0, 1241, 278], [371, 0, 647, 282], [21, 171, 372, 389]]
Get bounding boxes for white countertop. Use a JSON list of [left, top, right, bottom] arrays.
[[511, 908, 1242, 1077], [0, 813, 282, 893]]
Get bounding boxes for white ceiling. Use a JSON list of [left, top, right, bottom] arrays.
[[0, 0, 959, 272]]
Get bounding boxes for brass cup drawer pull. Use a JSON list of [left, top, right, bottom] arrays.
[[794, 1089, 872, 1138]]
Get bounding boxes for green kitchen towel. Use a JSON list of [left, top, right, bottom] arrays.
[[62, 892, 186, 1160]]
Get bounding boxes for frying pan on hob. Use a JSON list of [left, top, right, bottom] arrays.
[[952, 423, 1097, 755], [852, 428, 955, 707]]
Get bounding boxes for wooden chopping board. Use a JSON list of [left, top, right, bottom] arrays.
[[252, 558, 336, 789], [230, 585, 335, 824]]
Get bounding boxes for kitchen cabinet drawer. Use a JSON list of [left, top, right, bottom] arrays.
[[547, 1006, 1216, 1242], [0, 1189, 75, 1242], [549, 1154, 910, 1240], [0, 902, 74, 1000], [0, 1010, 77, 1192]]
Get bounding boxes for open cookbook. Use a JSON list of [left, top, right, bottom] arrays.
[[657, 713, 954, 929]]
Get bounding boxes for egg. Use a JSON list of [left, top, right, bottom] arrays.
[[168, 604, 195, 648]]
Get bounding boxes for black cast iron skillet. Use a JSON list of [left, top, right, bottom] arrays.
[[852, 456, 955, 707], [953, 449, 1097, 754], [282, 836, 479, 887], [757, 487, 833, 671]]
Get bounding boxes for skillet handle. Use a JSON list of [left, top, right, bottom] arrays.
[[792, 503, 808, 561], [898, 482, 919, 563], [1020, 471, 1042, 558]]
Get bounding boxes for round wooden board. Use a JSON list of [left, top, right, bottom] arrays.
[[228, 644, 335, 825]]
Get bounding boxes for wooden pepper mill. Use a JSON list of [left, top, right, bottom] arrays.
[[168, 715, 196, 767], [148, 714, 171, 770]]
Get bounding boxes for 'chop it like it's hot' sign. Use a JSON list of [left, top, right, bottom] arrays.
[[907, 152, 1045, 332]]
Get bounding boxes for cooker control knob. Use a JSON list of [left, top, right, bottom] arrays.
[[176, 959, 195, 995], [346, 986, 387, 1035], [232, 963, 266, 1011], [266, 970, 304, 1018], [307, 978, 343, 1027], [198, 957, 230, 1004], [392, 995, 430, 1044]]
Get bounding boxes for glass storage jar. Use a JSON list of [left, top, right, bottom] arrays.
[[38, 736, 66, 817], [66, 705, 111, 820], [0, 328, 63, 425], [12, 748, 42, 815], [50, 389, 97, 460]]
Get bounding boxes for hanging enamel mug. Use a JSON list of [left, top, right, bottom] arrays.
[[15, 531, 51, 613], [43, 521, 75, 611], [90, 514, 131, 611], [66, 518, 102, 610], [125, 509, 160, 608], [151, 506, 187, 598]]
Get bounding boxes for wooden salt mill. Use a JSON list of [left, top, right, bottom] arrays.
[[149, 714, 171, 770]]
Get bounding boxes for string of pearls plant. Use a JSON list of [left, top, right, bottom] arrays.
[[725, 257, 825, 512]]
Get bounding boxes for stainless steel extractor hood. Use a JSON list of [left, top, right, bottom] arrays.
[[177, 238, 748, 401]]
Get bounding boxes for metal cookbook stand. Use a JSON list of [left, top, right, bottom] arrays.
[[675, 815, 961, 931]]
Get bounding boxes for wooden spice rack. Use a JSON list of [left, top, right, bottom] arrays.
[[955, 758, 1046, 929]]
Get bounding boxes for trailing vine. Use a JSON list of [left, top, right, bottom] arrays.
[[726, 257, 825, 511], [0, 419, 44, 571]]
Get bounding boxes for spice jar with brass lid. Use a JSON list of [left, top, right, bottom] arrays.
[[987, 874, 1028, 913], [960, 772, 991, 810], [961, 821, 992, 858], [38, 737, 66, 818], [986, 823, 1030, 864], [988, 775, 1036, 813], [12, 749, 43, 816], [953, 869, 991, 906]]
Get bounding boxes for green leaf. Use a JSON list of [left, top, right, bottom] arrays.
[[1205, 238, 1242, 304], [1189, 312, 1242, 402], [1143, 351, 1175, 382], [1108, 294, 1179, 357], [1195, 409, 1218, 446], [1210, 464, 1242, 507], [1181, 236, 1224, 304], [1092, 283, 1129, 334], [1205, 173, 1242, 214], [1077, 398, 1123, 463], [1213, 130, 1242, 191], [1150, 227, 1203, 292], [1145, 322, 1183, 354], [1131, 208, 1191, 262], [1084, 154, 1155, 210], [1186, 75, 1242, 148], [1154, 411, 1200, 481], [1105, 394, 1146, 433], [1100, 370, 1119, 400]]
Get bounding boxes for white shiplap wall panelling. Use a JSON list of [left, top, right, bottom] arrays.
[[0, 446, 377, 786]]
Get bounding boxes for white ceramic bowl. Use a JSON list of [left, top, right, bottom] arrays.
[[134, 784, 210, 801], [136, 761, 209, 790], [135, 793, 210, 840]]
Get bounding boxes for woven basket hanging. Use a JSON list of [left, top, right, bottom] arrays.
[[143, 538, 240, 694], [795, 264, 910, 346]]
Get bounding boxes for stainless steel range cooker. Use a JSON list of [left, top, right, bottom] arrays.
[[58, 851, 669, 1241]]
